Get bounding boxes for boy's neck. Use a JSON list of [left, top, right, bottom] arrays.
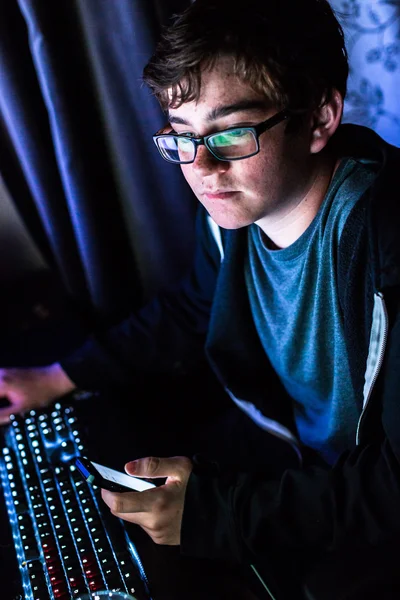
[[257, 153, 341, 250]]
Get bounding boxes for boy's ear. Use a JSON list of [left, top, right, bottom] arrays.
[[309, 89, 344, 154]]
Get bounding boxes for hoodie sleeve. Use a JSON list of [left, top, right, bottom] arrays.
[[59, 206, 222, 391], [181, 436, 400, 564]]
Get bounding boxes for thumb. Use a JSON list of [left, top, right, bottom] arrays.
[[0, 407, 14, 426], [0, 394, 21, 425], [125, 456, 192, 481]]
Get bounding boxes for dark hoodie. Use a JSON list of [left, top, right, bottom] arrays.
[[61, 124, 400, 581]]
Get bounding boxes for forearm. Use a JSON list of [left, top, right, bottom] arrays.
[[60, 207, 221, 391], [60, 289, 211, 391], [181, 438, 400, 564]]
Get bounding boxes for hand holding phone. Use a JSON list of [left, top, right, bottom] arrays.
[[75, 457, 156, 493]]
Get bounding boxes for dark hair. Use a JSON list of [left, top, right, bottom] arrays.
[[143, 0, 348, 117]]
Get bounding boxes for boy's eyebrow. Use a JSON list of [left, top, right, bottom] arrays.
[[168, 99, 269, 126]]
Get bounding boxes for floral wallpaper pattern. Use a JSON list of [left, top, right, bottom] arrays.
[[332, 0, 400, 146]]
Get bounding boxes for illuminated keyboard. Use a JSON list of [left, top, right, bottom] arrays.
[[0, 399, 152, 600]]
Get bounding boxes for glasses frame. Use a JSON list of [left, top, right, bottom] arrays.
[[153, 108, 290, 164]]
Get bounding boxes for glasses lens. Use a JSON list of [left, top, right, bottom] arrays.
[[156, 136, 195, 163], [208, 129, 257, 159]]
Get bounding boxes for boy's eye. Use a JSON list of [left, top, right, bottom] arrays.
[[228, 128, 249, 137], [177, 137, 194, 148], [211, 129, 251, 147]]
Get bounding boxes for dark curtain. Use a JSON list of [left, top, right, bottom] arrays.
[[3, 0, 397, 365], [0, 0, 195, 334]]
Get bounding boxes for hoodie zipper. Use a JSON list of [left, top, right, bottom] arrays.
[[356, 292, 389, 445]]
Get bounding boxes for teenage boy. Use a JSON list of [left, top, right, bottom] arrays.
[[1, 0, 400, 596]]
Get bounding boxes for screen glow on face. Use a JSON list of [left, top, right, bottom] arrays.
[[155, 122, 262, 163], [208, 129, 255, 158], [91, 461, 156, 491], [177, 136, 195, 160]]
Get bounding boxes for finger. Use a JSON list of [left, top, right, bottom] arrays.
[[101, 488, 154, 514], [0, 406, 16, 425], [0, 375, 10, 395], [125, 456, 192, 481]]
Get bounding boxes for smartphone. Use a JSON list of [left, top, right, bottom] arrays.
[[75, 457, 156, 493]]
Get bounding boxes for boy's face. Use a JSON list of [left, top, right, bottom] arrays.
[[168, 57, 321, 231]]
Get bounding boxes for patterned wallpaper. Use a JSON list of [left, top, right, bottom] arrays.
[[331, 0, 400, 146]]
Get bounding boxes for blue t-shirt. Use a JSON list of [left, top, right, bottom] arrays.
[[245, 158, 378, 464]]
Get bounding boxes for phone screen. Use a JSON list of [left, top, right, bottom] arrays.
[[91, 461, 156, 492]]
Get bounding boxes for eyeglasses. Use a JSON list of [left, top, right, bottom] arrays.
[[153, 109, 290, 164]]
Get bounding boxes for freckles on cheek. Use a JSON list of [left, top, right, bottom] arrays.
[[181, 166, 193, 182]]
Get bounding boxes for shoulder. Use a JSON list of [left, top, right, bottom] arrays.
[[335, 124, 400, 291]]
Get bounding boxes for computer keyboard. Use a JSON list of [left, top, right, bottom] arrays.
[[0, 398, 152, 600]]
